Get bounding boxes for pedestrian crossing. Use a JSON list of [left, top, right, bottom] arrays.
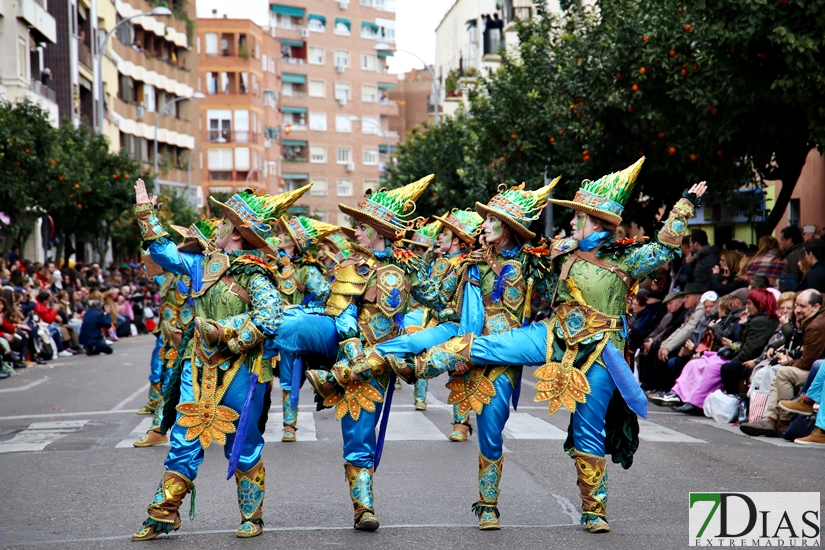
[[0, 405, 714, 454]]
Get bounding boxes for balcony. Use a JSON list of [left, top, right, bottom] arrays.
[[18, 0, 56, 43], [207, 170, 264, 183], [78, 40, 93, 71], [30, 80, 56, 102], [282, 57, 307, 65], [206, 130, 260, 144]]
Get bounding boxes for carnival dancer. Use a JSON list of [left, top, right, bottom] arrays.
[[274, 215, 340, 441], [418, 159, 707, 533], [319, 228, 356, 269], [134, 220, 218, 447], [387, 181, 557, 530], [296, 176, 443, 531], [398, 219, 444, 407], [130, 180, 309, 540]]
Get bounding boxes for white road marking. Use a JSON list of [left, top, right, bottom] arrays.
[[0, 409, 139, 421], [115, 417, 162, 448], [111, 383, 150, 411], [638, 419, 705, 443], [0, 377, 49, 393], [689, 417, 802, 448], [0, 420, 89, 453], [384, 411, 446, 441], [504, 412, 567, 440], [263, 412, 317, 442], [552, 493, 582, 524]]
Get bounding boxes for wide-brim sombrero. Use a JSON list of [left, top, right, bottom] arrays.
[[170, 224, 210, 254], [474, 202, 537, 240], [338, 202, 403, 240], [434, 213, 479, 246], [546, 198, 622, 226]]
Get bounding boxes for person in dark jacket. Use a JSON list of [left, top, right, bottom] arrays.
[[628, 291, 667, 353], [689, 229, 720, 291], [719, 288, 782, 394], [797, 240, 825, 293], [79, 300, 113, 355], [709, 250, 747, 295], [778, 225, 805, 283]]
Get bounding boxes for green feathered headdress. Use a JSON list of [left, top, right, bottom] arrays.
[[280, 215, 341, 254], [339, 174, 434, 240], [435, 209, 483, 246], [476, 176, 560, 239], [403, 219, 443, 249]]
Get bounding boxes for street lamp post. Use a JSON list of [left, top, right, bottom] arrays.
[[95, 7, 172, 134], [348, 116, 391, 162], [374, 43, 439, 125], [154, 92, 205, 177], [186, 137, 226, 206]]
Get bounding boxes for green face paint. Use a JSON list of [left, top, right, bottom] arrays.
[[218, 223, 232, 239], [490, 218, 503, 236], [576, 214, 585, 231], [363, 225, 376, 242]]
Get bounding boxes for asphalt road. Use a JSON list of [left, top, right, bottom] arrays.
[[0, 334, 822, 549]]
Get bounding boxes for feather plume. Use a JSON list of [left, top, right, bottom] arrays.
[[387, 288, 402, 309], [491, 264, 515, 304]]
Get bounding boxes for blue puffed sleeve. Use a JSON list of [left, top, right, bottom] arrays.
[[619, 242, 680, 280], [146, 237, 204, 279], [305, 265, 330, 306]]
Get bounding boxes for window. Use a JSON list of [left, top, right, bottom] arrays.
[[360, 0, 373, 6], [336, 115, 352, 133], [234, 110, 250, 142], [143, 84, 156, 112], [334, 50, 350, 68], [335, 21, 350, 35], [207, 148, 233, 170], [308, 46, 325, 65], [206, 72, 218, 94], [221, 72, 230, 93], [363, 149, 378, 165], [119, 74, 135, 103], [337, 179, 353, 197], [361, 53, 376, 71], [361, 84, 377, 102], [309, 112, 327, 131], [284, 112, 307, 126], [336, 147, 351, 164], [282, 82, 294, 97], [362, 116, 379, 134], [205, 33, 218, 54], [310, 146, 327, 163], [235, 147, 251, 171], [309, 79, 326, 97], [361, 25, 377, 39], [18, 38, 28, 79], [311, 178, 328, 196], [308, 18, 325, 32], [269, 58, 275, 73], [240, 72, 249, 94], [208, 110, 231, 141], [334, 82, 350, 102]]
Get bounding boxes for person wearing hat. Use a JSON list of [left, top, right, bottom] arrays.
[[387, 179, 559, 530], [134, 219, 219, 448], [293, 175, 445, 531], [319, 229, 355, 268], [130, 179, 309, 540], [416, 159, 707, 533], [273, 215, 340, 442], [381, 208, 485, 432]]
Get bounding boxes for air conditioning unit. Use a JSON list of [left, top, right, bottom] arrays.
[[136, 105, 145, 119], [337, 97, 347, 106], [335, 64, 345, 73], [338, 0, 348, 9], [300, 28, 310, 37], [345, 162, 355, 172]]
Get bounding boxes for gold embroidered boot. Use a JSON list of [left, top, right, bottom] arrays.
[[234, 459, 266, 538], [573, 452, 610, 533], [131, 470, 193, 541], [137, 381, 162, 415], [473, 453, 503, 530], [282, 390, 297, 442], [344, 463, 380, 531]]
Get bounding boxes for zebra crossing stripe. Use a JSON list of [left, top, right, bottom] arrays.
[[504, 412, 567, 440], [115, 417, 163, 448], [638, 419, 706, 443], [263, 412, 317, 442], [384, 411, 447, 441], [0, 420, 89, 454]]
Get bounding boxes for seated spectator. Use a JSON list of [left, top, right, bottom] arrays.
[[33, 290, 73, 357], [740, 289, 825, 437], [628, 290, 666, 353], [79, 300, 114, 355], [638, 291, 686, 391], [779, 359, 825, 445], [797, 240, 825, 293], [670, 288, 780, 412], [710, 250, 746, 295]]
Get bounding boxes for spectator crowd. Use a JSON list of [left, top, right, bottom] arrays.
[[626, 225, 825, 446], [0, 257, 160, 380]]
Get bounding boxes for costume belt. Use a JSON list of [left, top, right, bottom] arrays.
[[555, 302, 624, 346]]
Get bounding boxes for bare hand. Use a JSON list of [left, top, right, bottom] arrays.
[[453, 362, 470, 375], [776, 352, 791, 366], [134, 178, 158, 206], [643, 340, 652, 354], [721, 337, 732, 348], [712, 265, 720, 275], [657, 347, 670, 362], [743, 360, 755, 369], [684, 340, 695, 351], [689, 181, 708, 199]]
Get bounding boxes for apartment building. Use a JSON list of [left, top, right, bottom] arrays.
[[0, 0, 59, 127], [197, 16, 282, 202], [269, 0, 399, 225], [388, 67, 435, 138]]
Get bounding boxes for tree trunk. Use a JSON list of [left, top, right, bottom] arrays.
[[759, 145, 812, 234]]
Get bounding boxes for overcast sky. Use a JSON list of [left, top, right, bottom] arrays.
[[388, 0, 452, 75]]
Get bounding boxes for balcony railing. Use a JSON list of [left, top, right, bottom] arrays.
[[283, 157, 308, 163], [283, 57, 307, 65], [78, 41, 92, 70], [30, 80, 56, 102], [283, 91, 308, 98], [207, 130, 260, 144]]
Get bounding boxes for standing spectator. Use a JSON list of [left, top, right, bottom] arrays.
[[744, 236, 787, 286], [778, 225, 805, 282], [689, 230, 720, 291], [672, 236, 694, 291], [740, 289, 825, 437], [79, 300, 114, 355], [796, 240, 825, 293]]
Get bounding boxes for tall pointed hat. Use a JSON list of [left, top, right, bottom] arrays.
[[322, 233, 352, 265], [402, 219, 442, 249], [279, 215, 342, 254], [548, 157, 644, 225], [170, 217, 220, 254], [435, 208, 483, 246], [475, 176, 560, 239], [209, 185, 311, 252], [338, 174, 434, 240]]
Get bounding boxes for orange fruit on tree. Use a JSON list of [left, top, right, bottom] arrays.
[[668, 146, 676, 155], [632, 84, 639, 92], [639, 67, 647, 74]]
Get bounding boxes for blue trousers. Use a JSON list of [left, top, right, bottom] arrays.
[[804, 360, 825, 431], [470, 322, 618, 458], [148, 335, 163, 384], [341, 378, 385, 468], [163, 359, 266, 480], [476, 374, 513, 459]]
